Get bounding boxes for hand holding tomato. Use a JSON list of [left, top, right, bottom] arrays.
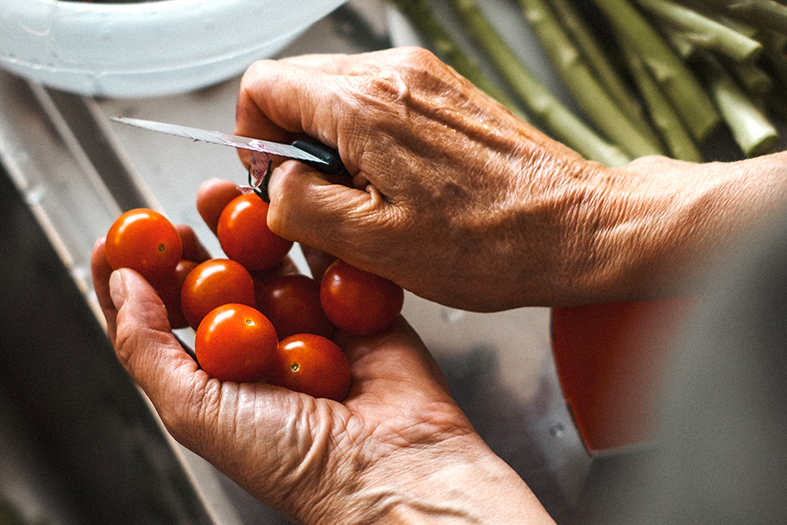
[[91, 178, 552, 523], [320, 259, 403, 336], [268, 333, 350, 401], [104, 208, 182, 284], [90, 262, 548, 524], [98, 178, 398, 395]]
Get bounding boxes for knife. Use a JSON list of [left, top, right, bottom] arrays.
[[111, 116, 347, 176]]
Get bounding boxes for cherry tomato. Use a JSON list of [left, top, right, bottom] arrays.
[[269, 334, 351, 401], [320, 259, 404, 336], [176, 225, 207, 264], [256, 274, 335, 339], [180, 258, 256, 330], [196, 178, 242, 235], [105, 208, 182, 284], [195, 304, 278, 383], [155, 259, 198, 330], [217, 193, 293, 271]]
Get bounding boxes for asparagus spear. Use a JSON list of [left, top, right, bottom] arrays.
[[696, 54, 779, 157], [517, 0, 663, 157], [589, 0, 721, 142], [388, 0, 529, 121], [635, 0, 764, 63], [621, 45, 703, 161], [693, 0, 787, 35], [545, 0, 659, 144], [662, 27, 699, 59], [725, 59, 774, 96], [424, 0, 631, 166], [709, 13, 761, 40]]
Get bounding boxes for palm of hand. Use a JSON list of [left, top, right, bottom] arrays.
[[175, 317, 473, 524], [95, 255, 473, 524]]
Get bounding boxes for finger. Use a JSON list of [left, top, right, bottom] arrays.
[[107, 267, 320, 499], [277, 52, 386, 73], [235, 62, 304, 168], [235, 53, 388, 168], [108, 269, 208, 426], [91, 236, 118, 341], [336, 317, 453, 398], [265, 161, 386, 259], [235, 59, 350, 158], [236, 48, 424, 142], [300, 244, 336, 280], [108, 268, 215, 446], [196, 178, 242, 235], [176, 224, 211, 263]]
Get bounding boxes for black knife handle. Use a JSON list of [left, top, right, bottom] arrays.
[[252, 140, 349, 203], [291, 139, 348, 176]]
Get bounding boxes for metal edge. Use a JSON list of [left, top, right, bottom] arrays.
[[0, 70, 245, 525]]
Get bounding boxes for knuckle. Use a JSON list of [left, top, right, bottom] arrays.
[[241, 59, 274, 85]]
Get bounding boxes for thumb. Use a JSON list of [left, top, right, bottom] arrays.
[[266, 160, 387, 258], [109, 268, 184, 376]]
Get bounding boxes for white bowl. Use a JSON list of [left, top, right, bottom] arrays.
[[0, 0, 346, 98]]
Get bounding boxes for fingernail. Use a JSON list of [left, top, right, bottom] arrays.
[[109, 270, 127, 310]]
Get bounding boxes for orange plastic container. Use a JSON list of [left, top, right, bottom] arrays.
[[551, 298, 692, 452]]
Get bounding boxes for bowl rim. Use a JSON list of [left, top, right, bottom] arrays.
[[0, 0, 346, 97]]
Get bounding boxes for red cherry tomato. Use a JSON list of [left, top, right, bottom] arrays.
[[105, 208, 182, 284], [217, 193, 293, 271], [180, 258, 256, 330], [249, 259, 302, 297], [195, 304, 278, 383], [154, 259, 198, 330], [269, 333, 351, 401], [196, 179, 242, 235], [320, 259, 404, 336], [256, 274, 335, 339]]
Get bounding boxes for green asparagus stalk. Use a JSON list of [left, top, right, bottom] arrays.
[[696, 54, 779, 157], [692, 0, 787, 35], [435, 0, 632, 166], [661, 26, 699, 59], [517, 0, 663, 157], [725, 59, 774, 96], [622, 45, 703, 161], [635, 0, 764, 63], [709, 13, 761, 40], [388, 0, 529, 121], [545, 0, 658, 142], [589, 0, 721, 142]]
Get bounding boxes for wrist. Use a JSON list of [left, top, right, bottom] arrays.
[[310, 433, 554, 525], [575, 152, 787, 302]]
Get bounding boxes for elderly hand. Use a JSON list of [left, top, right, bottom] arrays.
[[235, 47, 787, 310], [90, 179, 555, 525]]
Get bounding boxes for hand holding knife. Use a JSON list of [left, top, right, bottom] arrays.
[[111, 116, 348, 201]]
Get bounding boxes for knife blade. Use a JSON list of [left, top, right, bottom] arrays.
[[111, 116, 347, 176]]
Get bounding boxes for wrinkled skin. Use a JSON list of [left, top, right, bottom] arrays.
[[92, 47, 787, 524], [236, 47, 787, 310], [91, 178, 555, 524]]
